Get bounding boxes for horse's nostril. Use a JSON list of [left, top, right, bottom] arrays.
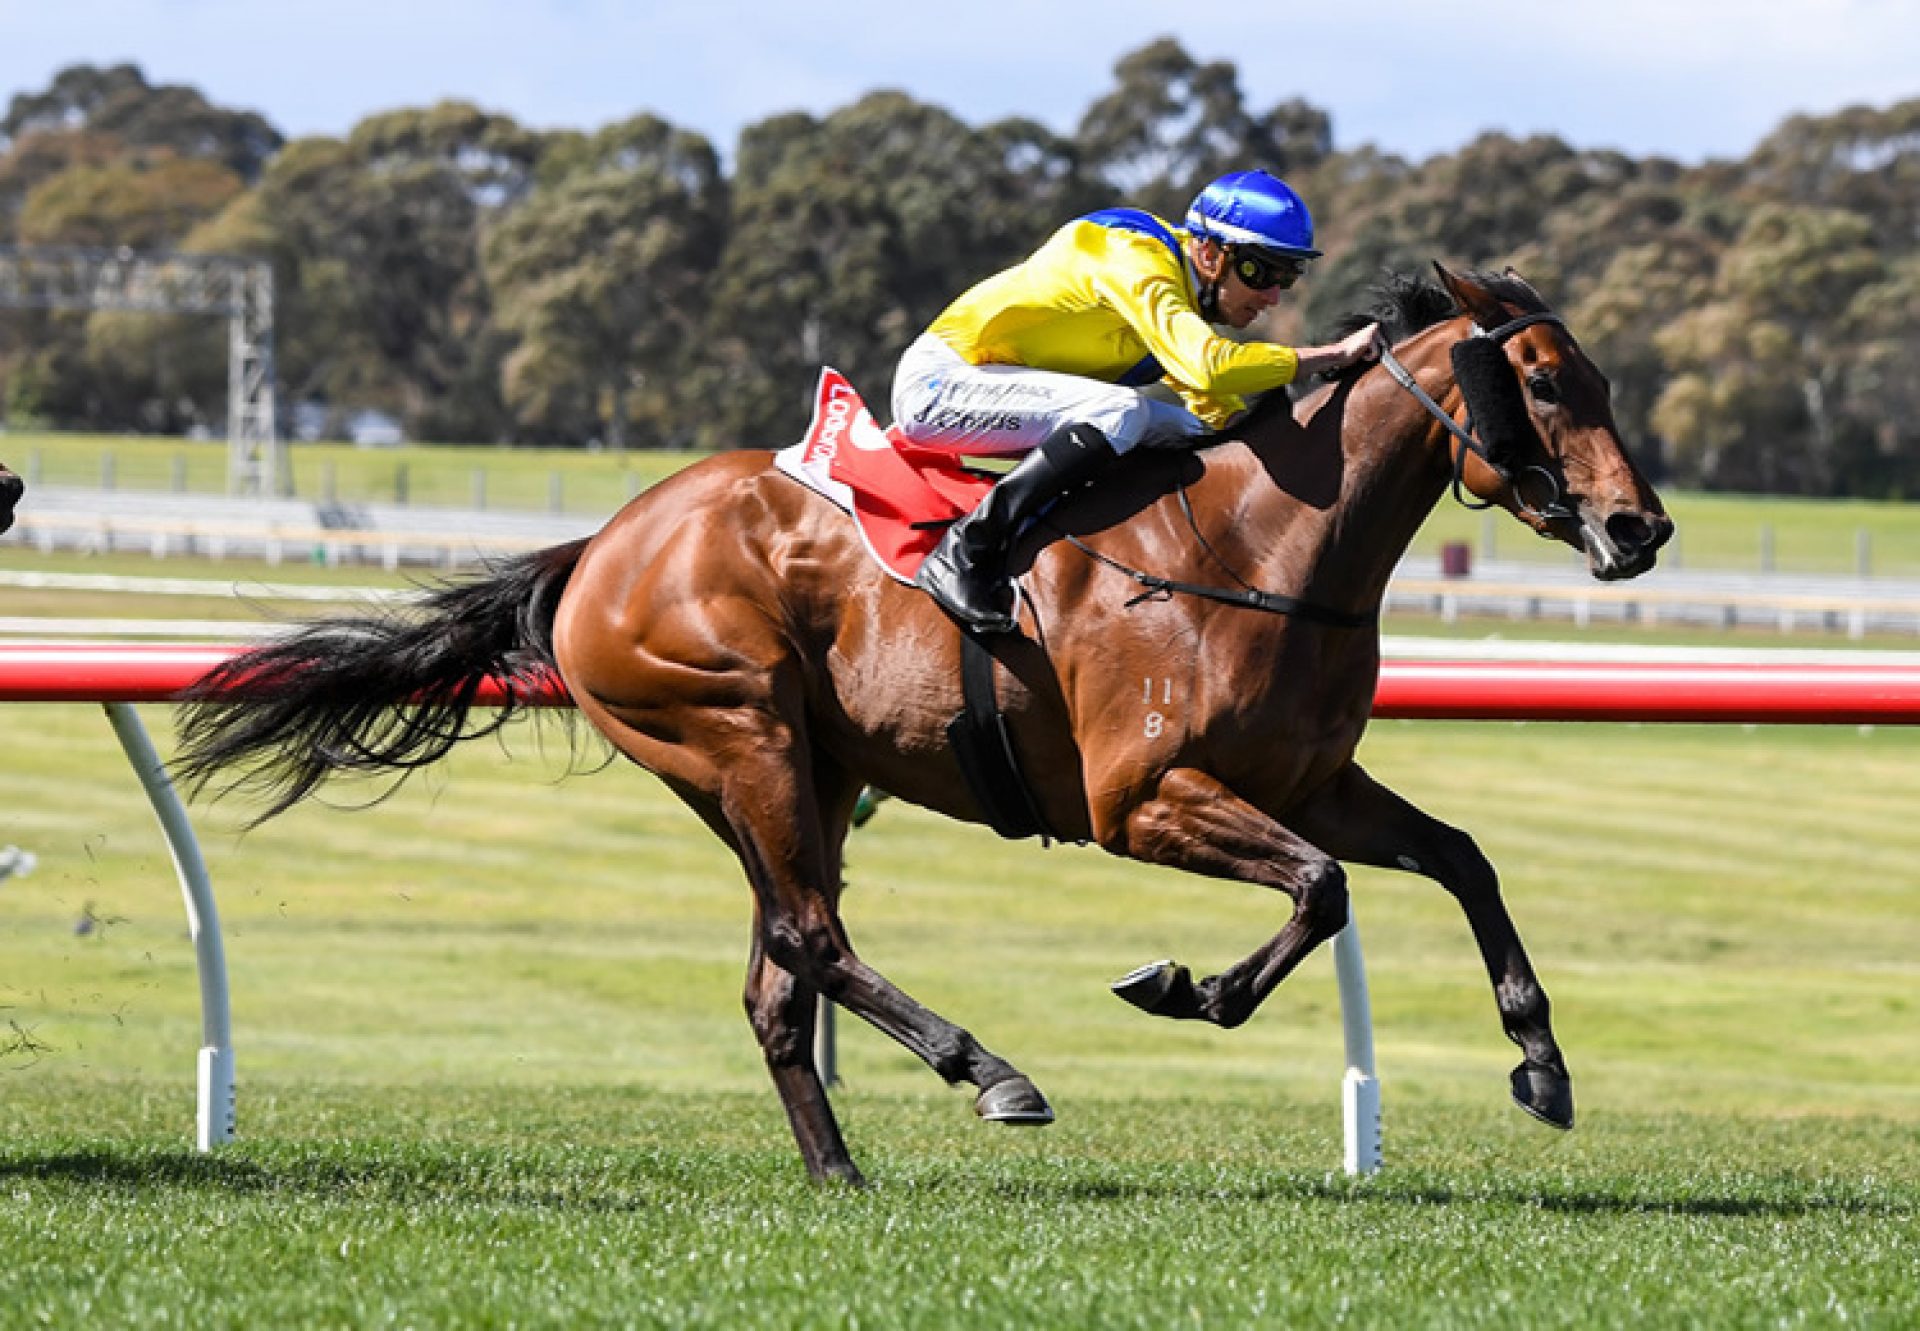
[[1605, 511, 1657, 554]]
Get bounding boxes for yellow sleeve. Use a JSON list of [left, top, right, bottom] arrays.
[[1087, 237, 1300, 416], [1171, 384, 1247, 430]]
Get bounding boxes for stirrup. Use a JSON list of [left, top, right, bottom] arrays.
[[923, 572, 1017, 633], [917, 545, 1017, 633]]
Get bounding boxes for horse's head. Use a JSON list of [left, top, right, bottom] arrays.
[[0, 461, 21, 536], [1423, 264, 1672, 580]]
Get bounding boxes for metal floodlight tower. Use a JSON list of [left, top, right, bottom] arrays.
[[0, 244, 283, 496], [225, 260, 278, 496]]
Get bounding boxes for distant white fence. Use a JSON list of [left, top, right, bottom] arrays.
[[13, 508, 1920, 636], [5, 509, 551, 569], [1389, 575, 1920, 638]]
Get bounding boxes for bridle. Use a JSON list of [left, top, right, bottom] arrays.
[[1379, 312, 1577, 530]]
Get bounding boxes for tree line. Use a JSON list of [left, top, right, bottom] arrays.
[[3, 43, 1918, 496]]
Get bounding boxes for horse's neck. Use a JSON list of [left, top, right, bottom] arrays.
[[1225, 338, 1458, 614]]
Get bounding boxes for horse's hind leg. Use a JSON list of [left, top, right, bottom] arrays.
[[724, 789, 1053, 1128], [1291, 762, 1574, 1130], [1105, 769, 1353, 1029], [581, 685, 1049, 1182], [743, 922, 861, 1184]]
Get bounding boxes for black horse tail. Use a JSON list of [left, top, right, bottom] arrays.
[[173, 538, 590, 823]]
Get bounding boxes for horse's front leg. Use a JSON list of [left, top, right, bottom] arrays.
[[1104, 768, 1350, 1029], [1290, 761, 1574, 1130]]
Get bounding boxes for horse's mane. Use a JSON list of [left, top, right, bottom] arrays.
[[1329, 268, 1548, 345], [1225, 268, 1550, 435]]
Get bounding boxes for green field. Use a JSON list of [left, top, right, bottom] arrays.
[[0, 688, 1916, 1325], [3, 431, 699, 517], [13, 428, 1920, 576]]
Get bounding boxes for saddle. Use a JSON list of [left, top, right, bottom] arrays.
[[773, 368, 996, 583], [774, 369, 1057, 842]]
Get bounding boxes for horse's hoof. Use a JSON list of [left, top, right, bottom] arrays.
[[807, 1162, 869, 1189], [1510, 1061, 1575, 1130], [975, 1076, 1054, 1126], [1111, 959, 1195, 1017]]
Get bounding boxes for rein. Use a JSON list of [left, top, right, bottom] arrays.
[[1057, 485, 1377, 629], [1381, 311, 1575, 528], [1036, 309, 1580, 628]]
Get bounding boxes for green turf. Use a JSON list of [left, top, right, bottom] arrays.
[[0, 548, 418, 631], [0, 696, 1916, 1324], [0, 1083, 1910, 1329]]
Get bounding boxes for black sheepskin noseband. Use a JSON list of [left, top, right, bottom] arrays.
[[1449, 335, 1536, 470]]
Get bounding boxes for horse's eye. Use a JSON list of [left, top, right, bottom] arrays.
[[1528, 374, 1560, 406]]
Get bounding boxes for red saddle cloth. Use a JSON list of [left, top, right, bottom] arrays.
[[775, 368, 995, 582]]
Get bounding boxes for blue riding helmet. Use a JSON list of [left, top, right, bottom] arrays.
[[1185, 170, 1322, 260]]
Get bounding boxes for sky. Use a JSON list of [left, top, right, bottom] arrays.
[[3, 0, 1918, 167]]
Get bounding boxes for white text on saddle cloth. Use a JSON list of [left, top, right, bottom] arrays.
[[799, 369, 890, 469], [775, 366, 991, 585]]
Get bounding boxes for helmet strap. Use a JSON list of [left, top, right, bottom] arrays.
[[1199, 279, 1224, 323], [1193, 234, 1226, 322]]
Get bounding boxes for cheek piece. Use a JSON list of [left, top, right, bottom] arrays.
[[1446, 332, 1575, 526], [1450, 336, 1537, 471]]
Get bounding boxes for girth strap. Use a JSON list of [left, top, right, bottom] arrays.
[[944, 628, 1058, 842]]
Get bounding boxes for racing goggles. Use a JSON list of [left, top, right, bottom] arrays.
[[1231, 245, 1309, 291]]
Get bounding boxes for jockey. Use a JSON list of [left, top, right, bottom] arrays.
[[895, 168, 1385, 634]]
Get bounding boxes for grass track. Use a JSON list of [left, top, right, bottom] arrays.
[[0, 1083, 1913, 1328], [0, 695, 1916, 1324]]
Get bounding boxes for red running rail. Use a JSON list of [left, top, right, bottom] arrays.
[[0, 642, 568, 706], [1372, 659, 1920, 724], [6, 642, 1920, 724]]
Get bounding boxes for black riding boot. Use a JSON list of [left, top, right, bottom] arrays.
[[915, 422, 1117, 633]]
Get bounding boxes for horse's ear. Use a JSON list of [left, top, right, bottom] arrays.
[[1501, 266, 1548, 308], [1433, 262, 1508, 329]]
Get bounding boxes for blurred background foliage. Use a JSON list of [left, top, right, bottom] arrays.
[[4, 42, 1920, 496]]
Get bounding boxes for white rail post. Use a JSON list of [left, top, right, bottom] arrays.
[[816, 925, 1373, 1175], [1333, 916, 1382, 1175], [814, 995, 838, 1088], [103, 703, 236, 1150]]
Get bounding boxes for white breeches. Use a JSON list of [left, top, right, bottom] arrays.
[[890, 333, 1207, 457]]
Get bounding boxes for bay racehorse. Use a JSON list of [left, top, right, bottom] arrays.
[[176, 265, 1672, 1184]]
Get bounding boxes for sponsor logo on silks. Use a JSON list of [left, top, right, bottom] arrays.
[[802, 369, 860, 466], [801, 368, 893, 463]]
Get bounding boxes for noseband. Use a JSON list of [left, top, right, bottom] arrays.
[[1379, 312, 1576, 529]]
